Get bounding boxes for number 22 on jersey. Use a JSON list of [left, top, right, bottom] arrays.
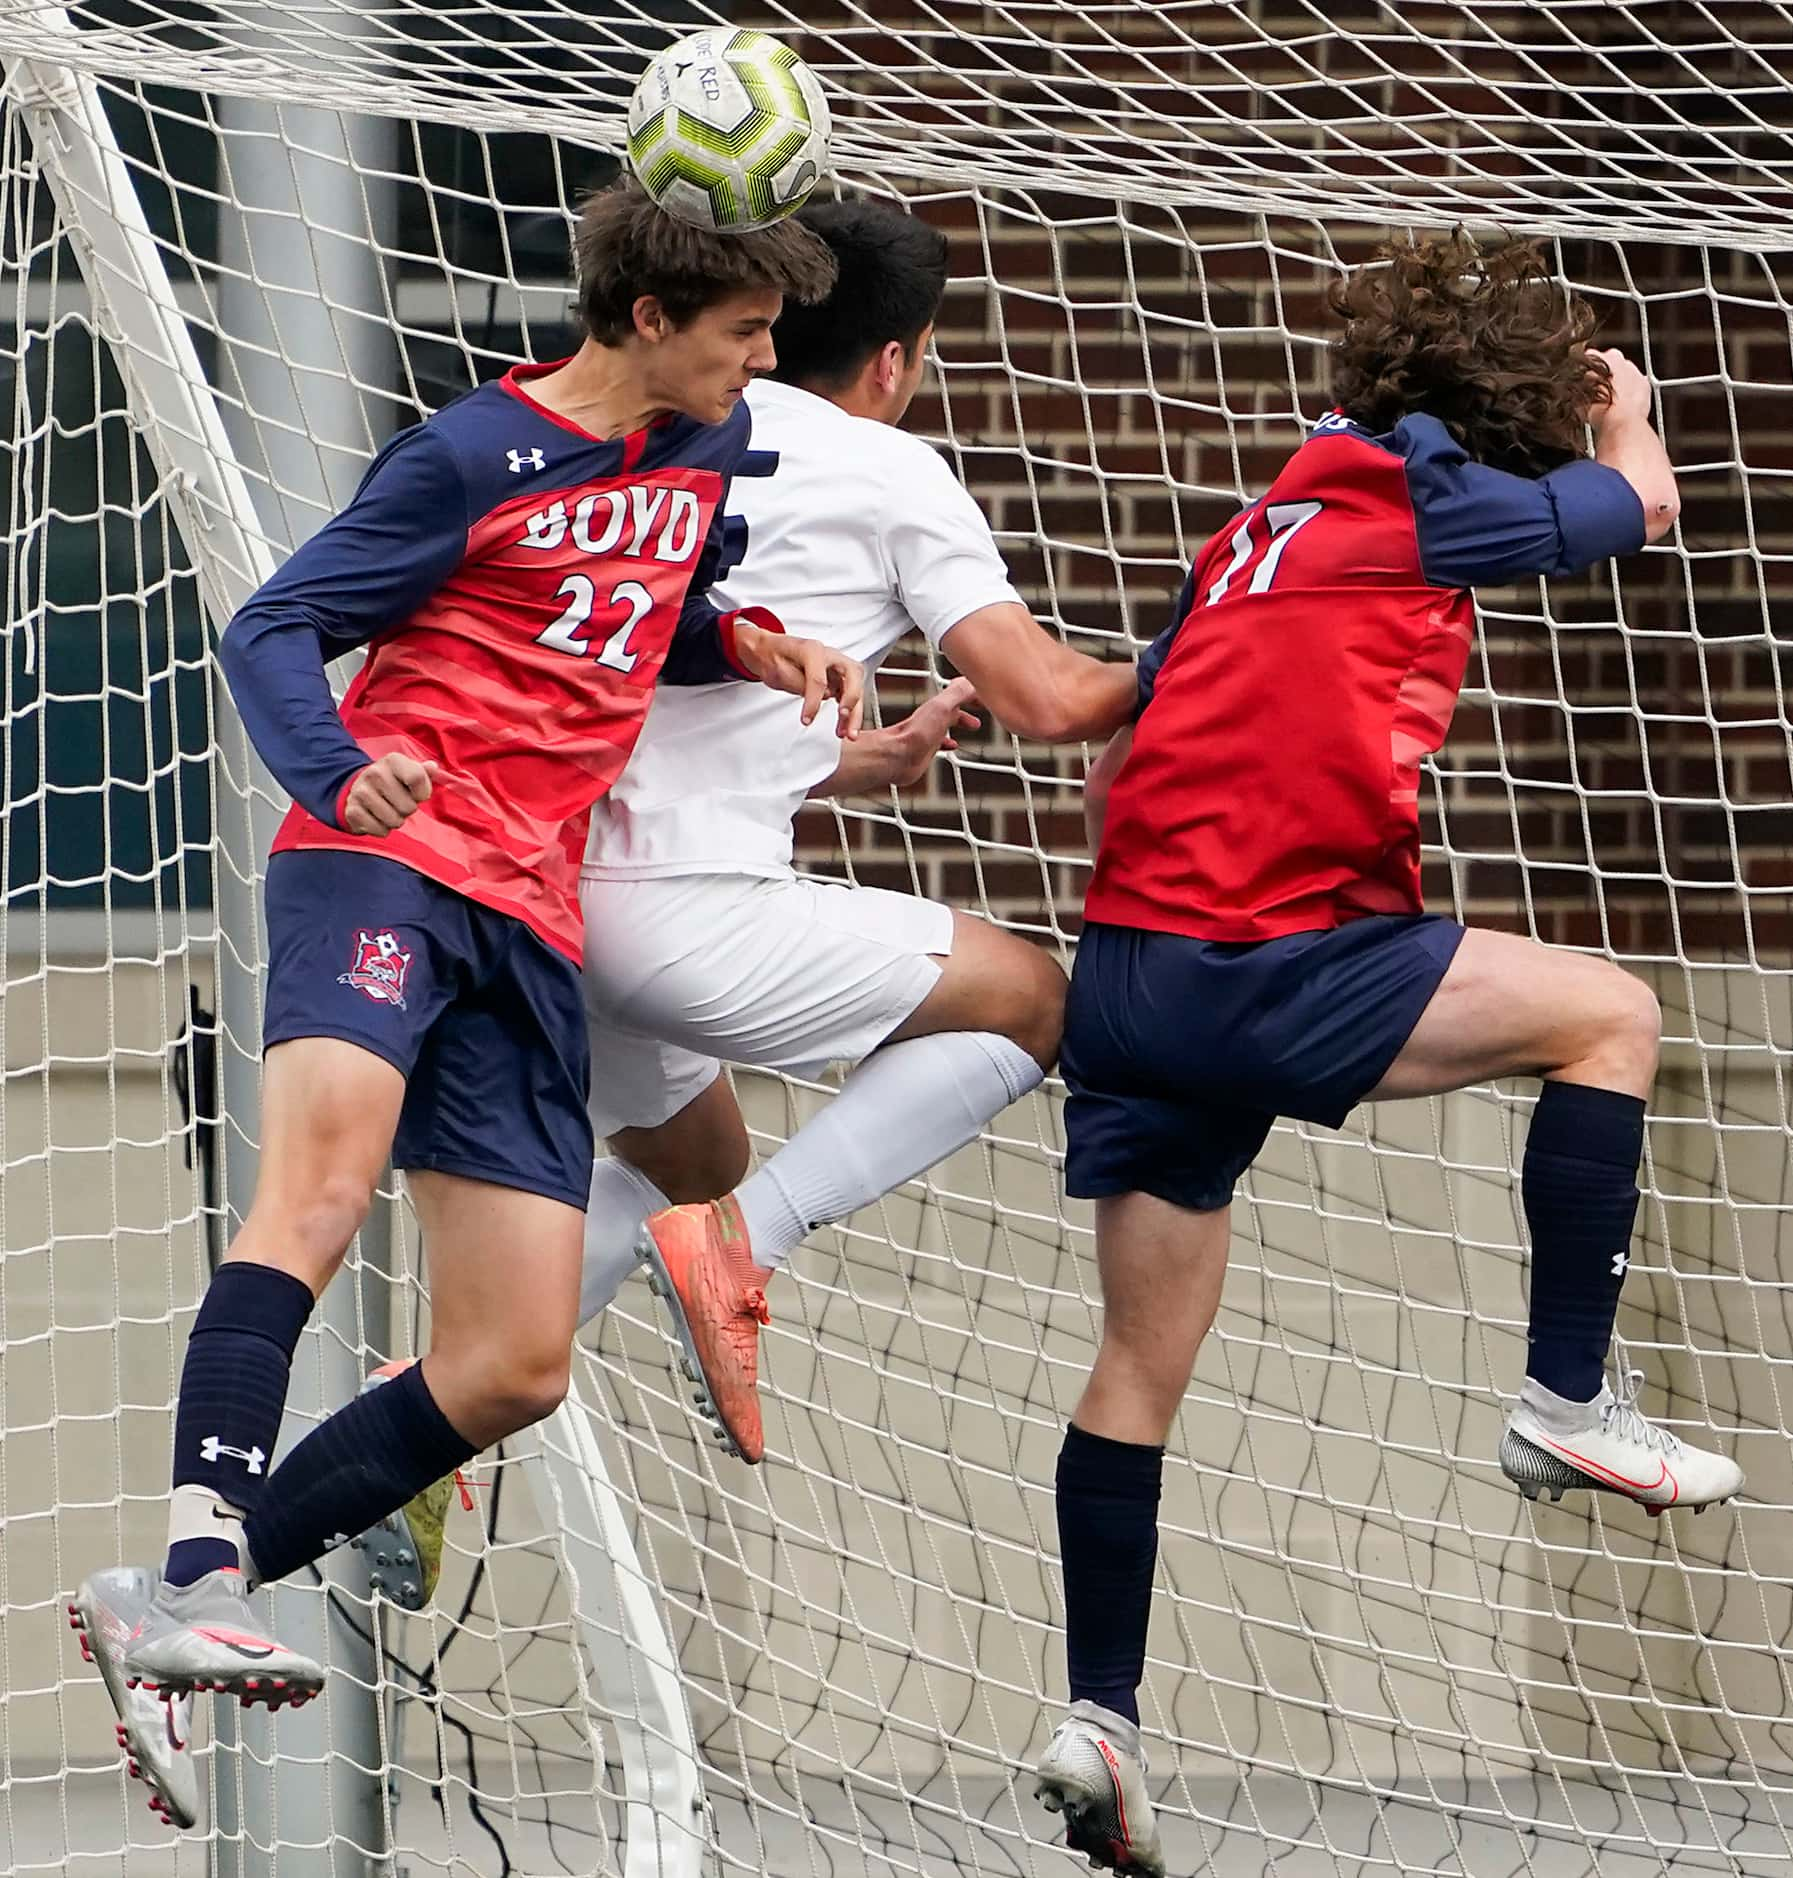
[[536, 575, 653, 671], [1200, 499, 1323, 606]]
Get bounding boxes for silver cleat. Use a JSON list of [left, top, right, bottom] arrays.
[[1034, 1699, 1165, 1877], [120, 1567, 323, 1708], [70, 1567, 201, 1830]]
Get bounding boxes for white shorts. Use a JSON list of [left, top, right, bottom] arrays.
[[579, 872, 955, 1137]]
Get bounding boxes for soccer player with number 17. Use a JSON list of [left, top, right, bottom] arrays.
[[68, 181, 859, 1832], [1034, 233, 1744, 1877]]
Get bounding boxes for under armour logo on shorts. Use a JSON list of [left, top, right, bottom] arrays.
[[1611, 1250, 1630, 1278], [199, 1435, 266, 1474], [508, 447, 545, 473]]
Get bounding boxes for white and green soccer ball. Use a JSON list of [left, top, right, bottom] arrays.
[[626, 29, 832, 233]]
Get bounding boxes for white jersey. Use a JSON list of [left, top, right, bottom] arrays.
[[581, 376, 1022, 880]]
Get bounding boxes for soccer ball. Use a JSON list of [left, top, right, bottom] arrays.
[[626, 29, 832, 234]]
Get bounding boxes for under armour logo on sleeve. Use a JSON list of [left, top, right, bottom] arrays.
[[199, 1435, 267, 1474], [508, 447, 546, 474]]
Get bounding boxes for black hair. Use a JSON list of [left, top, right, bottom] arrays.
[[769, 197, 949, 389]]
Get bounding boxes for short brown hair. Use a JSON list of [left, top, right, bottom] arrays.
[[1328, 230, 1611, 477], [573, 179, 837, 345]]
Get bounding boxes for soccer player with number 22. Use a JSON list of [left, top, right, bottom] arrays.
[[68, 181, 857, 1831], [1034, 232, 1745, 1878]]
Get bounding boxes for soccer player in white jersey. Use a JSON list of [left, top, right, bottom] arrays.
[[575, 197, 1140, 1462]]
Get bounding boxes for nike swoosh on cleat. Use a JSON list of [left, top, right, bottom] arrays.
[[1095, 1738, 1131, 1844], [192, 1629, 276, 1658], [1533, 1432, 1678, 1501]]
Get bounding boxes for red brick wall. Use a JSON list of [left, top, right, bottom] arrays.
[[756, 8, 1793, 960]]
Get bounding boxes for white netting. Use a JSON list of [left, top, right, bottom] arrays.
[[4, 5, 1793, 1875]]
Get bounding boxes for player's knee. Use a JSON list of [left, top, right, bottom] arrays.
[[283, 1169, 379, 1264], [988, 946, 1067, 1069], [1094, 1323, 1196, 1430], [480, 1350, 572, 1435], [1591, 967, 1661, 1088], [622, 1132, 748, 1205]]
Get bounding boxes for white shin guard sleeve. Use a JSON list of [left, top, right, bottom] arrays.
[[736, 1031, 1044, 1269], [579, 1155, 671, 1325]]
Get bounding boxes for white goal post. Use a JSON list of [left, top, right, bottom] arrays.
[[4, 21, 708, 1877], [5, 5, 1793, 1878]]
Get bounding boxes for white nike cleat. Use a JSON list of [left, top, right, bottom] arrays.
[[121, 1567, 324, 1707], [1501, 1370, 1744, 1516], [70, 1567, 200, 1830], [1034, 1700, 1165, 1877]]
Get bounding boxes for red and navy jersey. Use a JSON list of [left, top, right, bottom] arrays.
[[219, 360, 773, 962], [1087, 412, 1647, 942]]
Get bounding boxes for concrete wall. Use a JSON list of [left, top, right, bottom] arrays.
[[4, 934, 1790, 1873]]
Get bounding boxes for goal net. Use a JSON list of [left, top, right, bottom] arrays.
[[4, 4, 1791, 1874]]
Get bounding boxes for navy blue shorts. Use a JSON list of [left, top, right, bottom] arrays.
[[262, 850, 592, 1210], [1062, 915, 1465, 1214]]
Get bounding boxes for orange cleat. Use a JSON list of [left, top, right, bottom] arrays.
[[636, 1197, 773, 1464]]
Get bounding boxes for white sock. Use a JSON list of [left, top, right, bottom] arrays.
[[734, 1031, 1043, 1270], [168, 1483, 248, 1572], [579, 1156, 670, 1325]]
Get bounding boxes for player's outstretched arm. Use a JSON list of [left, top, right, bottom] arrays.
[[1589, 347, 1679, 544], [811, 677, 981, 797], [880, 445, 1133, 744], [731, 618, 866, 738], [939, 601, 1137, 745]]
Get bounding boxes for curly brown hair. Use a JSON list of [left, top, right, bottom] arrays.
[[1328, 230, 1611, 477], [573, 179, 837, 345]]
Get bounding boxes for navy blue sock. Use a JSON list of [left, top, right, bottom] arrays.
[[1056, 1422, 1163, 1727], [243, 1358, 476, 1587], [167, 1261, 314, 1585], [1522, 1080, 1646, 1403]]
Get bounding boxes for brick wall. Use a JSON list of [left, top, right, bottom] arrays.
[[754, 6, 1793, 960], [33, 4, 1790, 956]]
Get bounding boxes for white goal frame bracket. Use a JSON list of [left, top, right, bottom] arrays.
[[524, 1389, 710, 1878]]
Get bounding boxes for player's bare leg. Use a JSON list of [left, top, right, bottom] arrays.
[[1037, 1191, 1228, 1877], [246, 1172, 581, 1615], [881, 908, 1066, 1065], [108, 1037, 404, 1715], [1364, 927, 1660, 1103], [1367, 927, 1742, 1512], [612, 1076, 752, 1206], [405, 1172, 583, 1448], [635, 912, 1059, 1461], [339, 1177, 583, 1600], [1073, 1192, 1231, 1449], [576, 1081, 751, 1327]]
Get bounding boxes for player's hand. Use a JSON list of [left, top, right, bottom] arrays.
[[342, 753, 439, 836], [737, 624, 866, 738], [1589, 347, 1654, 433], [885, 677, 981, 787]]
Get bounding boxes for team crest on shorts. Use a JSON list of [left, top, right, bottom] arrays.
[[339, 928, 413, 1009]]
